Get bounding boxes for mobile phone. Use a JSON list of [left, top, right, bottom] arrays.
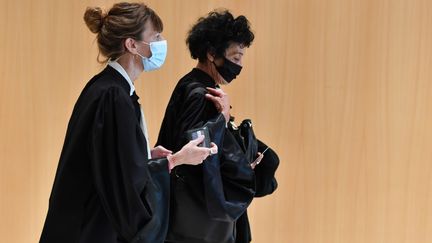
[[186, 126, 211, 148]]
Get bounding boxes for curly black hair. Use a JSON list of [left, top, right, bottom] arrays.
[[186, 10, 254, 62]]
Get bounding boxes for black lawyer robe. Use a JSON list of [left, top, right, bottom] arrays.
[[40, 66, 170, 243], [156, 68, 255, 243]]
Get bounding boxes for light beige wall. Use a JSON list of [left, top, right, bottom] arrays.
[[1, 0, 432, 242]]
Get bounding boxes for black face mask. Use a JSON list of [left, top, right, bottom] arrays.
[[214, 57, 242, 83]]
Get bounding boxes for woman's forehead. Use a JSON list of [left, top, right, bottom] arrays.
[[226, 43, 245, 56], [142, 20, 161, 37]]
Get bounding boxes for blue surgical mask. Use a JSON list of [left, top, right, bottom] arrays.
[[137, 40, 167, 72]]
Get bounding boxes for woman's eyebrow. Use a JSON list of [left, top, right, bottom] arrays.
[[230, 49, 243, 55]]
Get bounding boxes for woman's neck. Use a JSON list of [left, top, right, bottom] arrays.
[[196, 61, 220, 85], [117, 54, 143, 82]]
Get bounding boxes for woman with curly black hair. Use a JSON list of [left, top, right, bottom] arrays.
[[156, 10, 278, 243]]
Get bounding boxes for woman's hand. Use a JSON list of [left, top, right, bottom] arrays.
[[250, 152, 264, 169], [205, 87, 230, 123], [151, 145, 172, 159], [167, 135, 218, 169]]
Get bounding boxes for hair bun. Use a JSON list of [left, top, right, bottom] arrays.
[[84, 7, 106, 34]]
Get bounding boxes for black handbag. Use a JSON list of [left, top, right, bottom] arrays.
[[227, 118, 279, 184], [229, 119, 280, 243], [227, 118, 258, 164], [167, 114, 255, 243]]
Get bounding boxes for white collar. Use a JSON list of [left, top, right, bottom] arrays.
[[108, 60, 135, 96]]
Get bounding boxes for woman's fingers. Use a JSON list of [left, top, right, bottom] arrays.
[[156, 145, 172, 154], [205, 88, 230, 122], [205, 93, 219, 104], [256, 152, 264, 164], [209, 142, 218, 155], [251, 152, 264, 169], [189, 135, 205, 146], [185, 142, 218, 165], [205, 93, 223, 110], [175, 138, 219, 166], [151, 145, 173, 158], [206, 87, 225, 97], [204, 93, 218, 101]]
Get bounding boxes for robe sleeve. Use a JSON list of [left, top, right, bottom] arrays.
[[89, 87, 169, 242], [177, 89, 255, 221]]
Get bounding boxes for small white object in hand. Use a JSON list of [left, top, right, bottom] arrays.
[[209, 148, 217, 155]]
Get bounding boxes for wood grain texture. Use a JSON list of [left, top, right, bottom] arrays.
[[1, 0, 432, 242]]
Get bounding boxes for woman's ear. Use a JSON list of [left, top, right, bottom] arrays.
[[124, 38, 138, 55]]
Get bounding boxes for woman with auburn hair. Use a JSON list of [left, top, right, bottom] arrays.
[[39, 2, 217, 243]]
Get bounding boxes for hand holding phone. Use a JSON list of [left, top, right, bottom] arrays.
[[250, 147, 269, 169], [186, 126, 211, 148]]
